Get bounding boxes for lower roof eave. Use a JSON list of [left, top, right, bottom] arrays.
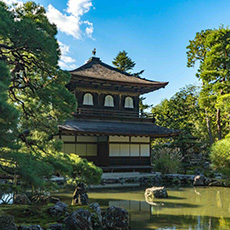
[[59, 127, 181, 138]]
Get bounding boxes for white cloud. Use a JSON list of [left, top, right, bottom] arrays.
[[84, 20, 94, 39], [67, 0, 92, 17], [58, 41, 77, 70], [47, 0, 94, 40], [2, 0, 23, 7]]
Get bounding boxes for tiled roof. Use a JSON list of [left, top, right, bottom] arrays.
[[59, 119, 180, 137], [70, 57, 168, 87]]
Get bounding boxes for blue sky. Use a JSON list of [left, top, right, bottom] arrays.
[[5, 0, 230, 106]]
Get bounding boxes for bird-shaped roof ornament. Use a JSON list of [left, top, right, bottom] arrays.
[[92, 48, 96, 56]]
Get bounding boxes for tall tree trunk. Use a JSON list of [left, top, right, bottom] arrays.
[[216, 108, 222, 140], [205, 109, 214, 144]]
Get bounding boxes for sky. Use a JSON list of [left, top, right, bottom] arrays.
[[4, 0, 230, 106]]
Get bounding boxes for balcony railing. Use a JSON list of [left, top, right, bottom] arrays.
[[74, 108, 154, 121]]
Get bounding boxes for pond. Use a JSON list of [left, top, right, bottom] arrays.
[[58, 186, 230, 229]]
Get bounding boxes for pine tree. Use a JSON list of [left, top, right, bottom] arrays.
[[0, 1, 77, 189], [112, 50, 136, 72]]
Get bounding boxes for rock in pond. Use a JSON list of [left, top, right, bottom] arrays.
[[64, 208, 93, 230], [0, 215, 17, 230], [145, 186, 168, 199], [49, 201, 68, 217], [72, 183, 89, 206], [102, 206, 129, 230], [193, 175, 207, 186]]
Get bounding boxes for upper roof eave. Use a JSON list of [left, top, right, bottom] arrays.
[[69, 57, 168, 88]]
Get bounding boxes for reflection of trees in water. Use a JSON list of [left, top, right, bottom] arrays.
[[107, 199, 230, 229], [87, 187, 230, 229]]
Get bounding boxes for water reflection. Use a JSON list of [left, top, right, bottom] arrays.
[[88, 187, 230, 230]]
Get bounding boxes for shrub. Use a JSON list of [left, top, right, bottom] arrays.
[[210, 136, 230, 178], [152, 148, 183, 174]]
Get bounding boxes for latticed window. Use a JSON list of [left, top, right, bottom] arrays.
[[83, 93, 93, 105], [104, 95, 114, 107], [124, 97, 134, 108]]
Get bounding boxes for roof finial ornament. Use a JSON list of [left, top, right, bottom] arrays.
[[92, 48, 96, 56]]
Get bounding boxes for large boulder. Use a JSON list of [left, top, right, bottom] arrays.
[[64, 208, 93, 230], [49, 201, 68, 217], [13, 193, 31, 205], [0, 215, 17, 230], [145, 187, 168, 199], [90, 202, 102, 228], [72, 183, 89, 206], [193, 175, 207, 186], [102, 206, 129, 230]]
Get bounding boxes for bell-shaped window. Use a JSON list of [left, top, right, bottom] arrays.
[[83, 93, 93, 105], [104, 95, 114, 107], [124, 97, 134, 108]]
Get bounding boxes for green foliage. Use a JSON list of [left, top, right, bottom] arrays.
[[0, 61, 19, 150], [187, 26, 230, 140], [112, 50, 136, 72], [152, 85, 203, 134], [152, 85, 208, 161], [139, 96, 152, 114], [210, 135, 230, 177], [67, 154, 102, 185], [152, 147, 182, 174], [0, 1, 76, 190]]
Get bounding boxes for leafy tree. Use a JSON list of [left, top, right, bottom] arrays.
[[152, 85, 207, 166], [0, 1, 78, 190], [187, 27, 230, 140], [152, 85, 204, 136]]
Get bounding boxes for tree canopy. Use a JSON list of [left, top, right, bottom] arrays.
[[187, 26, 230, 140], [112, 50, 136, 72], [0, 1, 101, 190]]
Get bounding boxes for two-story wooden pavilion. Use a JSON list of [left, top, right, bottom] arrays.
[[55, 57, 179, 171]]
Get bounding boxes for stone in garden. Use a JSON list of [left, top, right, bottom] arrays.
[[49, 201, 68, 217], [48, 223, 63, 230], [65, 208, 93, 230], [72, 183, 89, 205], [214, 173, 222, 179], [208, 180, 223, 186], [13, 193, 31, 205], [193, 175, 206, 186], [145, 187, 168, 199], [0, 215, 17, 230], [18, 225, 44, 230], [102, 206, 129, 230], [90, 202, 102, 227]]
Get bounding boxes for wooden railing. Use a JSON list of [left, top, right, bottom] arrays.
[[74, 108, 154, 120]]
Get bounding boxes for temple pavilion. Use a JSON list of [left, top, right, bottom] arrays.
[[55, 57, 179, 171]]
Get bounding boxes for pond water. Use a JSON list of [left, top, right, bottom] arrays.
[[58, 186, 230, 230]]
